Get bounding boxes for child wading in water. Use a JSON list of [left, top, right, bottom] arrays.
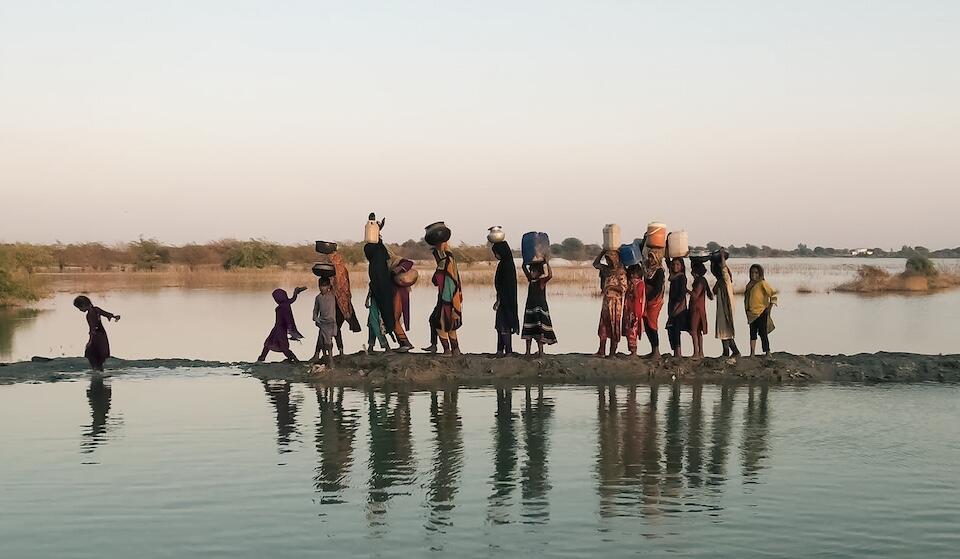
[[688, 258, 713, 359], [258, 287, 307, 362], [521, 261, 557, 357], [744, 264, 778, 357], [73, 295, 120, 372], [365, 282, 392, 353], [311, 278, 337, 368]]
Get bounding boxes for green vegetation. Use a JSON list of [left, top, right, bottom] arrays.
[[904, 255, 938, 277]]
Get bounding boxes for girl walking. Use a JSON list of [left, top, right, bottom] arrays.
[[688, 257, 713, 359], [622, 265, 645, 357], [665, 258, 690, 358], [258, 287, 307, 362], [73, 295, 120, 372], [643, 253, 665, 359], [430, 242, 464, 356], [521, 262, 557, 357], [492, 240, 520, 357], [593, 250, 627, 358], [744, 264, 778, 357], [711, 249, 741, 359]]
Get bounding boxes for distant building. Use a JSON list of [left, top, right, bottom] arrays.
[[850, 248, 874, 257]]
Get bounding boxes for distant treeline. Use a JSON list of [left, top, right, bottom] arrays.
[[1, 238, 958, 273]]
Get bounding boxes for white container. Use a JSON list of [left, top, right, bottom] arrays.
[[487, 226, 505, 244], [602, 224, 622, 251], [364, 219, 380, 244], [667, 230, 689, 258]]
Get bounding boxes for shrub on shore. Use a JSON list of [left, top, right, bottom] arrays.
[[0, 268, 40, 306], [837, 258, 959, 293]]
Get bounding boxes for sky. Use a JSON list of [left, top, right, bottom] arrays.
[[1, 0, 958, 249]]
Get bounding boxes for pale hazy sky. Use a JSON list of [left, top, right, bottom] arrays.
[[1, 1, 958, 248]]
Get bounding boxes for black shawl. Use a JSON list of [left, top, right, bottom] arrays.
[[364, 241, 396, 333], [492, 241, 520, 333]]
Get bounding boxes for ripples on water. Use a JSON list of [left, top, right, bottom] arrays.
[[1, 372, 958, 558]]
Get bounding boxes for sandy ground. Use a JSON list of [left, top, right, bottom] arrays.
[[3, 352, 959, 386]]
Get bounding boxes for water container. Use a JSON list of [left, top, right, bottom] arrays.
[[393, 268, 419, 288], [602, 224, 622, 251], [311, 263, 336, 278], [646, 222, 667, 248], [667, 231, 689, 259], [521, 232, 550, 264], [424, 222, 452, 246], [487, 226, 505, 244], [619, 242, 642, 267], [364, 214, 380, 244], [315, 241, 337, 254]]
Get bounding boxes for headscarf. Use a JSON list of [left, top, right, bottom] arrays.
[[744, 264, 767, 303], [364, 242, 396, 333], [272, 288, 304, 341], [492, 241, 520, 334], [329, 252, 354, 320], [668, 258, 688, 317]]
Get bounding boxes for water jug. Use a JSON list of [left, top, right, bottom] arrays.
[[364, 213, 380, 244], [424, 222, 452, 246], [487, 226, 506, 244], [603, 224, 621, 251], [667, 231, 689, 259]]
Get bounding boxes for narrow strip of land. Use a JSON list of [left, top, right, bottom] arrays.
[[3, 352, 958, 386]]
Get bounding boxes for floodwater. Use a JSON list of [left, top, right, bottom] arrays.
[[1, 373, 958, 558], [2, 258, 958, 362]]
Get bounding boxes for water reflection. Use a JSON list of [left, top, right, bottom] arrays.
[[595, 383, 772, 520], [366, 390, 417, 526], [262, 380, 301, 454], [314, 387, 358, 505], [425, 389, 464, 532], [82, 376, 118, 454], [487, 388, 518, 525], [741, 385, 770, 482], [0, 307, 40, 359], [520, 385, 554, 524]]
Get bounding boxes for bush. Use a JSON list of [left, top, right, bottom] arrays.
[[905, 256, 937, 277], [0, 267, 39, 305], [222, 240, 283, 269]]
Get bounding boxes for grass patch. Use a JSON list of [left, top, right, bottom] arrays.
[[0, 268, 42, 306], [837, 258, 960, 293]]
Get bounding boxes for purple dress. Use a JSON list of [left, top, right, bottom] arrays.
[[264, 289, 304, 352]]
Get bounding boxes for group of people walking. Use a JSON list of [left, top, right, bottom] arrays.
[[592, 248, 778, 361], [72, 218, 778, 372]]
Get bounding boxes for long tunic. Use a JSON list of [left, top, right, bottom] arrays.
[[84, 307, 113, 367], [598, 266, 627, 341], [714, 266, 736, 340], [313, 291, 338, 344], [688, 276, 710, 335], [522, 278, 557, 344]]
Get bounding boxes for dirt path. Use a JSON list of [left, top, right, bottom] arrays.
[[3, 352, 959, 386]]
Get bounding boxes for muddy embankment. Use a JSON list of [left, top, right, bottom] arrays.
[[2, 352, 960, 386]]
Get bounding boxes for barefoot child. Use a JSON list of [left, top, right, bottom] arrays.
[[666, 258, 690, 358], [593, 249, 627, 358], [73, 295, 120, 372], [521, 262, 557, 357], [622, 265, 645, 357], [688, 257, 713, 358], [311, 278, 337, 367], [643, 253, 666, 359], [258, 287, 307, 362], [711, 249, 741, 359], [745, 264, 778, 357]]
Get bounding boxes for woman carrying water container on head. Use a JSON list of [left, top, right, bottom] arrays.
[[642, 223, 668, 359], [744, 264, 778, 357], [489, 227, 520, 357], [593, 224, 626, 358], [521, 232, 557, 357], [425, 222, 463, 356], [364, 214, 414, 352]]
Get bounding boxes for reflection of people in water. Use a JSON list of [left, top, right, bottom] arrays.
[[73, 295, 120, 372], [262, 380, 300, 453], [741, 385, 770, 481], [662, 383, 684, 499], [366, 390, 416, 525], [685, 384, 705, 488], [596, 385, 624, 518], [708, 384, 737, 488], [488, 387, 518, 524], [82, 376, 113, 453], [638, 385, 662, 518], [315, 387, 358, 502], [426, 388, 463, 530], [520, 385, 553, 524]]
